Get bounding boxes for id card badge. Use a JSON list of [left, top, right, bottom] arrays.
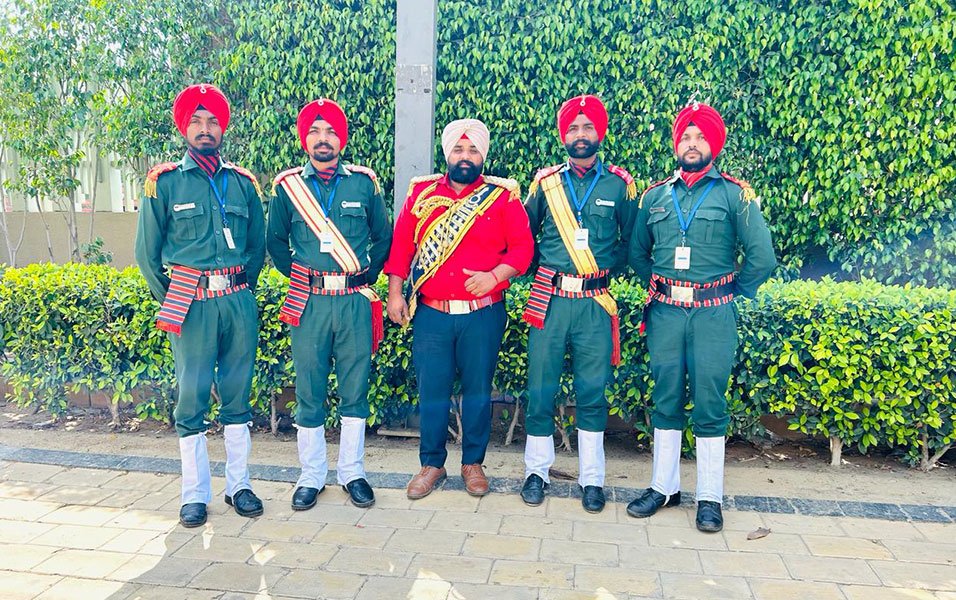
[[573, 228, 589, 250], [223, 227, 236, 250], [319, 232, 334, 253], [674, 245, 691, 270]]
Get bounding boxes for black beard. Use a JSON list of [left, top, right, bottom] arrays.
[[189, 139, 220, 156], [565, 139, 600, 160], [449, 160, 481, 184], [311, 146, 338, 163], [678, 151, 712, 173]]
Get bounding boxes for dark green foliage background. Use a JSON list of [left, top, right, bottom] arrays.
[[1, 265, 953, 467]]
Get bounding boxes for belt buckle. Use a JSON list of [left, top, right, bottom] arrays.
[[447, 300, 471, 315], [323, 275, 347, 290], [207, 274, 230, 292], [560, 276, 584, 293], [670, 285, 694, 303]]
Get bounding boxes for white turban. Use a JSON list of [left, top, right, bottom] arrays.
[[441, 119, 490, 162]]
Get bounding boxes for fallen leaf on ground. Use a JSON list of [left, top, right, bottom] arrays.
[[747, 527, 772, 540], [548, 468, 576, 481]]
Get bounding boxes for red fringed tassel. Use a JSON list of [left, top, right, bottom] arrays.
[[155, 320, 182, 336], [371, 298, 384, 354], [522, 311, 545, 329], [278, 313, 300, 327], [610, 314, 621, 366]]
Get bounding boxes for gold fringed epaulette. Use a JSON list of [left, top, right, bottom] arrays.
[[721, 172, 760, 207], [345, 164, 382, 195], [143, 162, 179, 199], [272, 166, 305, 188], [226, 162, 263, 198], [405, 173, 442, 198], [526, 164, 565, 199], [483, 175, 520, 199], [606, 164, 638, 201], [639, 177, 671, 209]]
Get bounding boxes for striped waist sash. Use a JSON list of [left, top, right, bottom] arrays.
[[156, 265, 247, 336]]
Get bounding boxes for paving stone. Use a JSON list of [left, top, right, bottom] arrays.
[[748, 578, 845, 600], [326, 545, 414, 576], [573, 520, 647, 545], [0, 518, 57, 543], [0, 498, 63, 522], [899, 504, 950, 523], [97, 529, 164, 554], [312, 523, 395, 548], [724, 530, 810, 555], [128, 490, 180, 511], [241, 518, 323, 543], [500, 514, 573, 540], [286, 502, 365, 525], [0, 572, 62, 600], [31, 576, 127, 600], [625, 506, 694, 528], [699, 550, 789, 578], [0, 481, 61, 500], [119, 555, 209, 587], [107, 554, 169, 582], [0, 463, 66, 483], [451, 582, 539, 599], [202, 513, 254, 537], [171, 534, 262, 563], [659, 572, 752, 599], [0, 542, 58, 570], [101, 472, 179, 492], [547, 496, 618, 523], [250, 538, 337, 570], [759, 513, 846, 535], [358, 506, 434, 529], [409, 488, 482, 512], [463, 532, 541, 561], [36, 485, 116, 506], [478, 492, 553, 516], [734, 495, 796, 514], [540, 538, 619, 566], [790, 498, 845, 517], [112, 584, 221, 600], [32, 548, 135, 578], [39, 504, 126, 527], [714, 509, 767, 533], [135, 531, 193, 557], [271, 567, 365, 599], [406, 553, 494, 584], [105, 508, 180, 532], [47, 467, 122, 488], [939, 506, 956, 521], [802, 534, 894, 559], [619, 544, 701, 574], [840, 501, 907, 521], [783, 555, 882, 585], [385, 528, 468, 554], [489, 559, 574, 589], [354, 576, 444, 600], [370, 487, 413, 510], [838, 517, 927, 542], [189, 562, 287, 593], [31, 523, 125, 549], [96, 489, 150, 509], [883, 540, 956, 566], [912, 522, 956, 544], [427, 510, 502, 534], [869, 560, 956, 591], [841, 585, 939, 599], [646, 525, 728, 551]]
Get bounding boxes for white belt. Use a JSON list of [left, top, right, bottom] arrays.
[[555, 275, 588, 293], [207, 275, 231, 292], [668, 285, 695, 304]]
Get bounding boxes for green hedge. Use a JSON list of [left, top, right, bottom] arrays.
[[1, 264, 953, 469]]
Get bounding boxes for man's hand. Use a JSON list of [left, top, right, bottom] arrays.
[[386, 274, 410, 325], [462, 268, 498, 297]]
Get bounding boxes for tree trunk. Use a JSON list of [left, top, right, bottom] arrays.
[[270, 395, 278, 436], [920, 431, 952, 472], [555, 405, 572, 452], [504, 397, 521, 446], [829, 436, 843, 466]]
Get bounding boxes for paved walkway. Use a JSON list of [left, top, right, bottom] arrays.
[[1, 448, 954, 600]]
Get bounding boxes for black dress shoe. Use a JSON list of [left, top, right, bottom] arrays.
[[626, 488, 682, 518], [581, 485, 606, 513], [291, 485, 325, 511], [179, 502, 207, 528], [343, 479, 375, 508], [696, 500, 723, 532], [225, 488, 264, 518], [520, 474, 548, 506]]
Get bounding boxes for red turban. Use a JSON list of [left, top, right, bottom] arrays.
[[672, 103, 726, 158], [297, 99, 349, 152], [172, 84, 230, 137], [557, 95, 608, 142]]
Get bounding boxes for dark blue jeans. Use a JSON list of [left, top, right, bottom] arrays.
[[412, 302, 507, 468]]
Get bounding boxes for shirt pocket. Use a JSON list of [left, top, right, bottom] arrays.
[[694, 208, 731, 245], [291, 212, 317, 248], [224, 202, 249, 247], [336, 203, 367, 237], [170, 202, 206, 240], [584, 201, 616, 238], [647, 208, 677, 245]]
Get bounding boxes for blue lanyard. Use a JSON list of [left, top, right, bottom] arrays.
[[670, 179, 717, 243], [206, 172, 229, 228], [563, 162, 603, 224], [310, 176, 341, 217]]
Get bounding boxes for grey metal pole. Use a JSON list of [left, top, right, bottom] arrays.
[[394, 0, 438, 214]]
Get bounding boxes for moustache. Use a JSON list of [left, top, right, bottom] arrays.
[[455, 161, 477, 170], [313, 143, 333, 151]]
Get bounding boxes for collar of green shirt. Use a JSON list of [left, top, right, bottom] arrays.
[[180, 151, 226, 174], [302, 161, 351, 180]]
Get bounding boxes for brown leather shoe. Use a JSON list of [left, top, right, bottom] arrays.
[[461, 463, 489, 497], [406, 466, 447, 499]]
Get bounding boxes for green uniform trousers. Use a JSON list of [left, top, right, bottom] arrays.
[[526, 296, 612, 436], [290, 292, 372, 428], [646, 301, 738, 437], [169, 289, 258, 437]]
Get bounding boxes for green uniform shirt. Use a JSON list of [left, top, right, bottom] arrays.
[[266, 162, 392, 280], [629, 165, 776, 298], [524, 160, 637, 275], [134, 152, 266, 302]]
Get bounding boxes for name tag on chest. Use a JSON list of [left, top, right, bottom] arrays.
[[319, 232, 334, 253], [574, 228, 589, 250], [340, 201, 362, 209], [674, 246, 691, 270]]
